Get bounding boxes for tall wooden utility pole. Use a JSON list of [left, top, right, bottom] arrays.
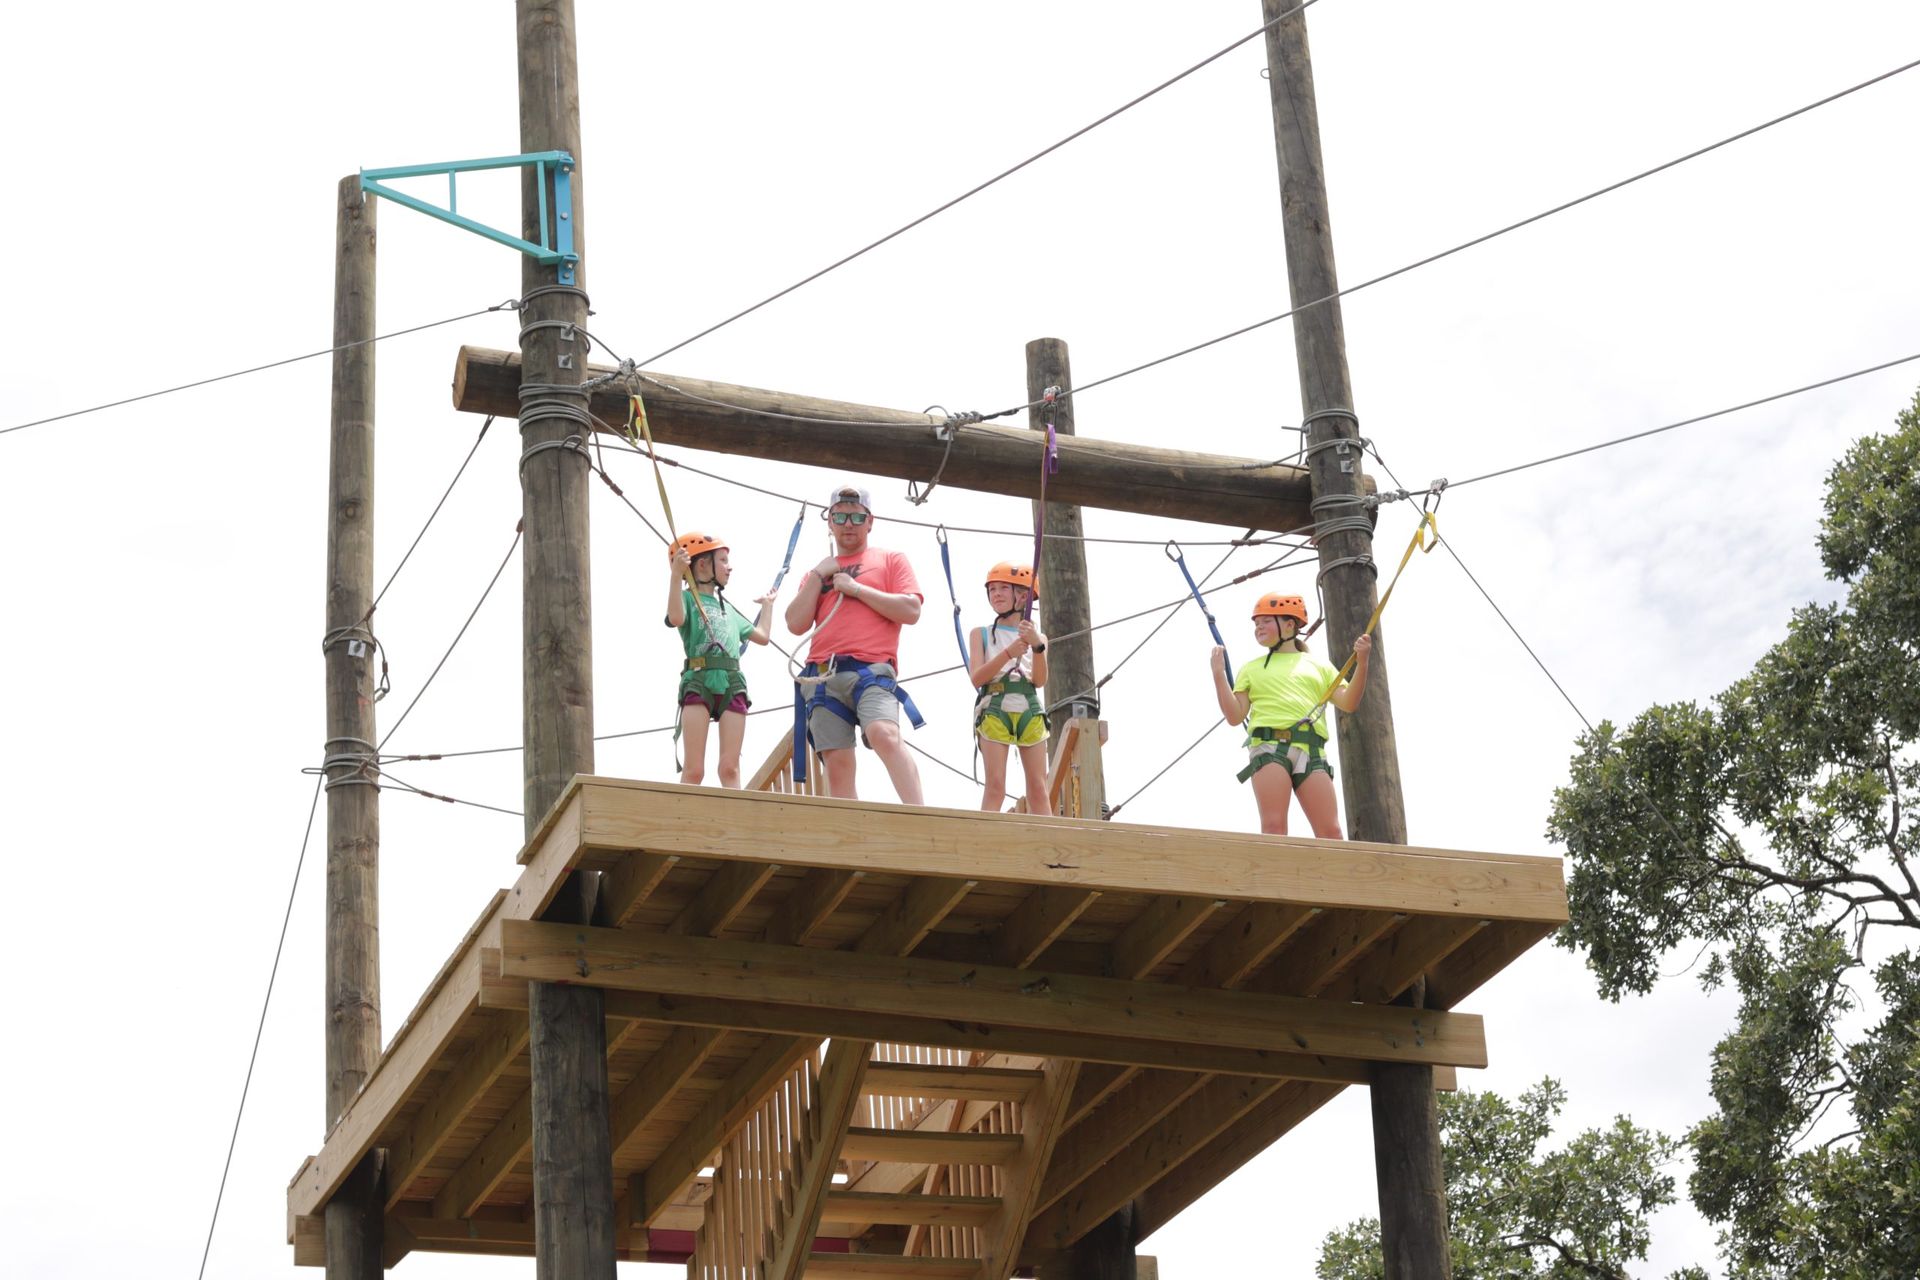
[[1028, 338, 1130, 1278], [515, 2, 615, 1277], [322, 173, 383, 1280], [1026, 339, 1099, 733], [1258, 4, 1449, 1278]]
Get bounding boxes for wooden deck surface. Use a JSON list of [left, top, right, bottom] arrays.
[[286, 775, 1564, 1269]]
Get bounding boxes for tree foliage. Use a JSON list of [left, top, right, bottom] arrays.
[[1546, 389, 1920, 1276], [1316, 1080, 1690, 1280]]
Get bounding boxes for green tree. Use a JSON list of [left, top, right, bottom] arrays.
[[1547, 389, 1920, 1277], [1315, 1080, 1692, 1280]]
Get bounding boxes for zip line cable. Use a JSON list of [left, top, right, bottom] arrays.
[[1445, 349, 1920, 490], [196, 773, 323, 1280], [377, 529, 521, 754], [2, 302, 516, 437], [636, 0, 1320, 368], [979, 54, 1920, 419], [369, 416, 495, 617]]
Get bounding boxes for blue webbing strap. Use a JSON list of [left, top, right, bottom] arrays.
[[767, 501, 807, 595], [1166, 540, 1231, 675], [936, 525, 970, 669]]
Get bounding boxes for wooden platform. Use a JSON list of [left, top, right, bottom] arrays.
[[286, 775, 1564, 1272]]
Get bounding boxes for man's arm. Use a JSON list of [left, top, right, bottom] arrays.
[[833, 574, 921, 624], [785, 558, 836, 634]]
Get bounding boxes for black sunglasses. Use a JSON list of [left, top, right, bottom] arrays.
[[828, 511, 870, 526]]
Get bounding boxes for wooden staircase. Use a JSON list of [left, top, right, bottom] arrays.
[[689, 1043, 1077, 1280]]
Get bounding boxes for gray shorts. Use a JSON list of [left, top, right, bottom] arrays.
[[806, 661, 902, 751]]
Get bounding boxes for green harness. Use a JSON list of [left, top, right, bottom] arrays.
[[1236, 720, 1329, 784], [677, 652, 747, 716], [974, 674, 1045, 741]]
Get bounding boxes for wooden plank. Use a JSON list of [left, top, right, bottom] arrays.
[[287, 939, 488, 1223], [599, 851, 678, 926], [976, 1057, 1080, 1280], [1036, 1072, 1208, 1214], [840, 1128, 1025, 1166], [1249, 909, 1404, 997], [1317, 916, 1488, 1006], [994, 886, 1100, 968], [765, 868, 865, 947], [480, 968, 1448, 1085], [494, 922, 1488, 1068], [804, 1256, 982, 1279], [570, 779, 1568, 923], [769, 1040, 871, 1280], [857, 876, 979, 956], [630, 1034, 811, 1226], [432, 1081, 532, 1219], [863, 1062, 1044, 1103], [382, 1010, 529, 1208], [453, 345, 1325, 533], [610, 1026, 727, 1162], [1174, 902, 1317, 990], [668, 859, 778, 937], [1423, 919, 1559, 1009], [1063, 1064, 1135, 1128], [821, 1192, 1001, 1228], [1109, 895, 1226, 981], [1130, 1082, 1345, 1240], [1024, 1074, 1279, 1250]]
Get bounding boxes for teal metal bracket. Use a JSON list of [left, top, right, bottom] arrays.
[[360, 151, 578, 285]]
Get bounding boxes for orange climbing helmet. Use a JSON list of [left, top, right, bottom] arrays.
[[669, 532, 727, 562], [985, 562, 1035, 590], [1252, 593, 1308, 625]]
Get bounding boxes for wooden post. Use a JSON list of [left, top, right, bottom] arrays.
[[1258, 4, 1448, 1278], [322, 173, 382, 1279], [1025, 339, 1097, 731], [515, 3, 615, 1278], [1028, 335, 1129, 1273]]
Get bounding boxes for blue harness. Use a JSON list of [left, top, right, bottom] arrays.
[[792, 657, 927, 783]]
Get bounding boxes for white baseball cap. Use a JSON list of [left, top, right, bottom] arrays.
[[826, 482, 872, 511]]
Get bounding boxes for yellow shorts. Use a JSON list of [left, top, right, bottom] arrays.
[[977, 711, 1048, 747]]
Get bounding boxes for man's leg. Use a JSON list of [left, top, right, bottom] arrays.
[[865, 719, 925, 806], [818, 745, 858, 799]]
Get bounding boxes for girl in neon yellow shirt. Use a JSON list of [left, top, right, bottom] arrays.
[[1208, 592, 1371, 838]]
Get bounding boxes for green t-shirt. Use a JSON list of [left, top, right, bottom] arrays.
[[678, 590, 754, 659], [1232, 648, 1340, 734]]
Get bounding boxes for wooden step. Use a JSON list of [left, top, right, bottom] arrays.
[[805, 1254, 982, 1279], [840, 1127, 1024, 1166], [821, 1190, 1001, 1228], [862, 1062, 1044, 1103]]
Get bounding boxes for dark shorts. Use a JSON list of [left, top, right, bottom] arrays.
[[681, 690, 750, 720]]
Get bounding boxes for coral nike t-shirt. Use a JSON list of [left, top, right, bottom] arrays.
[[807, 547, 923, 667]]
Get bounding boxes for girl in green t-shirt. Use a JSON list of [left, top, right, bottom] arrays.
[[666, 532, 775, 788], [1208, 592, 1371, 839]]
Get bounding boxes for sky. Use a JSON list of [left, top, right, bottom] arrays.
[[3, 2, 1918, 1277]]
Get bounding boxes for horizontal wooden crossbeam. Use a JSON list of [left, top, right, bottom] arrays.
[[490, 921, 1488, 1068], [451, 346, 1335, 530], [551, 778, 1570, 925]]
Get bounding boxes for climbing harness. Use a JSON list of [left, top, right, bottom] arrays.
[[1236, 721, 1331, 785], [972, 622, 1047, 746], [791, 653, 927, 783], [1166, 540, 1231, 675]]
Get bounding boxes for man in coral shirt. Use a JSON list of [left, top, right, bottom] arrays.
[[784, 482, 927, 804]]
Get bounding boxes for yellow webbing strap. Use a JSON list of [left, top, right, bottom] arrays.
[[632, 391, 720, 638], [1316, 509, 1440, 707]]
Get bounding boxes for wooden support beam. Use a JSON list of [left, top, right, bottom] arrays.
[[478, 984, 1399, 1083], [609, 1026, 727, 1163], [1109, 896, 1225, 982], [1249, 909, 1404, 997], [1129, 1082, 1345, 1240], [767, 868, 865, 947], [1423, 920, 1559, 1010], [863, 1062, 1045, 1103], [668, 859, 778, 937], [563, 779, 1570, 925], [822, 1192, 1002, 1229], [856, 875, 979, 956], [840, 1128, 1026, 1166], [1037, 1072, 1209, 1214], [598, 851, 677, 927], [994, 886, 1100, 969], [495, 921, 1489, 1068], [432, 1080, 532, 1219], [769, 1040, 871, 1280], [1317, 916, 1488, 1006], [453, 346, 1328, 532], [977, 1057, 1081, 1280], [1175, 902, 1318, 989], [384, 1011, 528, 1208]]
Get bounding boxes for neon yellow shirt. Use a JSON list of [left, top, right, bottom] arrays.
[[1232, 648, 1340, 733]]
